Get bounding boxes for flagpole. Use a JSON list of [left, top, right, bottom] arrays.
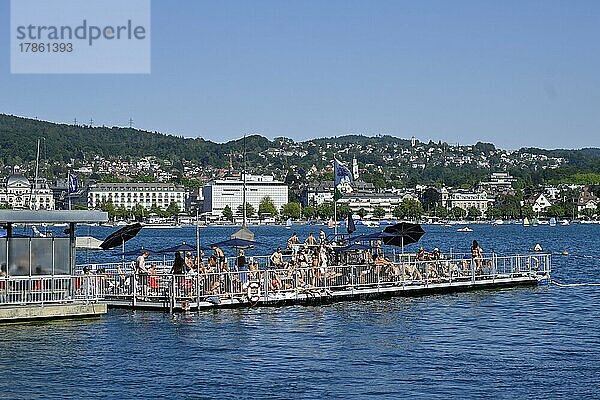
[[333, 160, 338, 238], [68, 170, 72, 211]]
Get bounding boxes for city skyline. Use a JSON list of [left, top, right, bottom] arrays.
[[1, 1, 599, 149]]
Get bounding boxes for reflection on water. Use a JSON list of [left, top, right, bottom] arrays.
[[1, 224, 600, 399]]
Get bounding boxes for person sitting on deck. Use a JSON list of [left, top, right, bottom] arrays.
[[270, 247, 287, 268], [305, 232, 317, 246]]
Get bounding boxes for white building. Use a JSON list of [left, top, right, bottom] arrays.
[[448, 191, 492, 214], [526, 193, 552, 214], [337, 192, 420, 219], [0, 172, 55, 210], [88, 182, 186, 211], [202, 174, 288, 217]]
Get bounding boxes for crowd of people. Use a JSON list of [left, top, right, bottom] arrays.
[[92, 234, 492, 301]]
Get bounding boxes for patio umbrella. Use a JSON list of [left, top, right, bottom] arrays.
[[158, 242, 210, 253], [100, 223, 143, 250], [382, 222, 425, 249], [347, 214, 356, 234], [211, 238, 261, 249]]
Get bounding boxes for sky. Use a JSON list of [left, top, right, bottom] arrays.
[[1, 0, 599, 149]]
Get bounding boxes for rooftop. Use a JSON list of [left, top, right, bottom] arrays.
[[0, 210, 108, 224]]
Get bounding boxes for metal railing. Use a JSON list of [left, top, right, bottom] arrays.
[[79, 253, 550, 307], [0, 275, 102, 306]]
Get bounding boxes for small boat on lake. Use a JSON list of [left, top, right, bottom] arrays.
[[457, 226, 473, 232]]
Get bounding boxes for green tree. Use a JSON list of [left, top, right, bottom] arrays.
[[336, 204, 352, 220], [222, 205, 233, 221], [449, 207, 466, 220], [467, 206, 482, 219], [281, 202, 302, 219], [372, 206, 386, 220], [521, 205, 535, 219], [258, 196, 278, 217], [402, 199, 424, 219], [149, 203, 166, 218], [166, 201, 180, 218], [0, 202, 12, 209], [132, 203, 146, 220], [356, 208, 367, 219], [99, 200, 116, 220], [302, 205, 317, 220], [317, 202, 334, 219], [433, 206, 448, 219], [486, 206, 503, 219], [392, 205, 403, 219], [237, 202, 255, 218]]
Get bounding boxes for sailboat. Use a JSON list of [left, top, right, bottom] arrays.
[[285, 218, 292, 229], [549, 217, 556, 227], [231, 135, 255, 241], [523, 217, 530, 226]]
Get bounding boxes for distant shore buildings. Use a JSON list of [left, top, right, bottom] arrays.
[[202, 174, 288, 218], [0, 169, 54, 210], [87, 182, 186, 212]]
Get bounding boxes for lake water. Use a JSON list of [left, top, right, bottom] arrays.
[[1, 223, 599, 399]]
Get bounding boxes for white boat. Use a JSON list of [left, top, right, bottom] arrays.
[[523, 217, 530, 227], [494, 219, 504, 225], [457, 226, 473, 232], [549, 217, 556, 227], [561, 220, 570, 226], [143, 223, 181, 229], [285, 218, 292, 229]]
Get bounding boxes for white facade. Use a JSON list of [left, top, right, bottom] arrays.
[[203, 174, 288, 217], [0, 174, 55, 210], [88, 183, 186, 211], [337, 193, 419, 219], [529, 194, 552, 213], [448, 191, 491, 214]]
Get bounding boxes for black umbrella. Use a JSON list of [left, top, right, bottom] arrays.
[[382, 222, 425, 248], [347, 214, 356, 234], [100, 223, 143, 250]]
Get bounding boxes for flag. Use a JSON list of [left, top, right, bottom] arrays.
[[334, 159, 353, 201], [347, 213, 356, 234], [68, 174, 78, 194]]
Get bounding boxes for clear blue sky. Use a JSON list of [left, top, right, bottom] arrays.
[[1, 0, 599, 149]]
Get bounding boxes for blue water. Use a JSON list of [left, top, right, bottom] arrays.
[[1, 223, 600, 399]]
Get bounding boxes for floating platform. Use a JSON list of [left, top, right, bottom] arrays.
[[0, 302, 107, 323]]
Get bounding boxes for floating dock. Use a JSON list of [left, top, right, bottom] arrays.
[[82, 253, 551, 312]]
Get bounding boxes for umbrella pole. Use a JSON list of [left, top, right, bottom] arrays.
[[122, 238, 125, 270], [196, 208, 200, 262]]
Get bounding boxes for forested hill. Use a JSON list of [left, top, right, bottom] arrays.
[[0, 114, 269, 166], [1, 113, 600, 188]]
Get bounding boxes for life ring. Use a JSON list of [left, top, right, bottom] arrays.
[[247, 281, 261, 303]]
